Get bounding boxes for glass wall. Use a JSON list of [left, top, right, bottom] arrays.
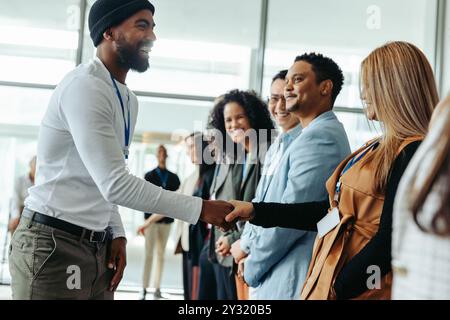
[[83, 0, 263, 97], [263, 0, 438, 104], [0, 0, 445, 291], [263, 0, 438, 149], [0, 0, 80, 85]]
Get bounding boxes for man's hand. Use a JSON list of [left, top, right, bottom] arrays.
[[230, 239, 248, 263], [225, 200, 255, 223], [107, 237, 127, 292], [215, 235, 231, 256], [200, 200, 235, 231]]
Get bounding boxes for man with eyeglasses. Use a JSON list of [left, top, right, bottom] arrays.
[[266, 72, 300, 133]]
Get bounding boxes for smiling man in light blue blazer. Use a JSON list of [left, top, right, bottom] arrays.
[[233, 54, 351, 299]]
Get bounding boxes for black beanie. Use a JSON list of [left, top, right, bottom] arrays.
[[89, 0, 155, 47]]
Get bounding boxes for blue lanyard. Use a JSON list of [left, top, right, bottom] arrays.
[[242, 153, 247, 181], [156, 167, 169, 189], [334, 140, 379, 198], [110, 73, 131, 160]]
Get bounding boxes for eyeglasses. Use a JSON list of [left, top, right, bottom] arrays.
[[267, 95, 285, 105]]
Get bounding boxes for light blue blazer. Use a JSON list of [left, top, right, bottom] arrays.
[[240, 111, 351, 299]]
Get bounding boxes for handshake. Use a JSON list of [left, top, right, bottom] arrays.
[[199, 200, 256, 231]]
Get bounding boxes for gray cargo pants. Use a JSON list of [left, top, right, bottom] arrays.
[[9, 215, 114, 300]]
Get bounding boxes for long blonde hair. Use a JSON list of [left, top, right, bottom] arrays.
[[360, 41, 439, 192]]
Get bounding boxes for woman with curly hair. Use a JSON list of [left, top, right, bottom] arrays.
[[206, 89, 275, 300]]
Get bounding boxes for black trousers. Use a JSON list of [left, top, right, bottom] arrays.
[[198, 243, 217, 300], [182, 251, 193, 300], [212, 263, 237, 300]]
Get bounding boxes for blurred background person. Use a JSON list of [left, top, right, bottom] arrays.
[[8, 156, 36, 234], [137, 145, 180, 299], [173, 132, 216, 300], [392, 93, 450, 299]]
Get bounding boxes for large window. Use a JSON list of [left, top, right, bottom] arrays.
[[83, 0, 263, 97], [117, 141, 194, 289], [0, 86, 51, 126], [0, 0, 81, 85], [263, 0, 438, 148], [0, 135, 37, 256], [263, 0, 438, 105]]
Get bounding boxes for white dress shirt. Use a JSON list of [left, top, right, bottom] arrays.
[[25, 58, 202, 238]]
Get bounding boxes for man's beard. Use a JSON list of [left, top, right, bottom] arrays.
[[286, 100, 300, 113], [116, 36, 151, 73]]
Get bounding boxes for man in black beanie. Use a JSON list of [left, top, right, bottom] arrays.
[[9, 0, 234, 300], [88, 0, 156, 76]]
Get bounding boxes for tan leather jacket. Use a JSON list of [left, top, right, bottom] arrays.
[[301, 137, 422, 300]]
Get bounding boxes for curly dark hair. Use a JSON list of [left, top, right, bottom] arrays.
[[294, 53, 344, 107], [208, 89, 275, 159]]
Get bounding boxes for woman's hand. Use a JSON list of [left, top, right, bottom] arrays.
[[215, 235, 231, 256], [230, 239, 248, 263], [226, 200, 255, 223], [137, 225, 148, 236]]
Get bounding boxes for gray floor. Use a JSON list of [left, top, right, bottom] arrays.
[[0, 284, 183, 300]]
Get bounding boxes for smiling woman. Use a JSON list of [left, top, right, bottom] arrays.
[[209, 90, 275, 164], [206, 90, 275, 300]]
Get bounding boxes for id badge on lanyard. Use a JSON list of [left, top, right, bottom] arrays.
[[317, 207, 340, 238], [316, 141, 379, 238], [110, 73, 131, 163]]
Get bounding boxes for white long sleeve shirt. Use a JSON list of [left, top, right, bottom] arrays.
[[25, 58, 202, 237]]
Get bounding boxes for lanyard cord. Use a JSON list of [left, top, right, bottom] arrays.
[[110, 73, 131, 160], [156, 167, 169, 189], [334, 140, 379, 201], [242, 152, 248, 181]]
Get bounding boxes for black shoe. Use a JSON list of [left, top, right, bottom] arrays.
[[140, 289, 147, 300]]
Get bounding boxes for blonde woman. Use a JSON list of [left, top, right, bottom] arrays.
[[224, 41, 439, 299]]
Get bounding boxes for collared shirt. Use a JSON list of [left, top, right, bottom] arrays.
[[253, 124, 302, 201], [240, 112, 351, 299], [25, 58, 202, 238]]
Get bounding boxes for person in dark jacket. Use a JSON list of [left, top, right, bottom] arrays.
[[138, 145, 180, 299]]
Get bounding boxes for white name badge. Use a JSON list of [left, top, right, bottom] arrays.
[[317, 207, 341, 238]]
